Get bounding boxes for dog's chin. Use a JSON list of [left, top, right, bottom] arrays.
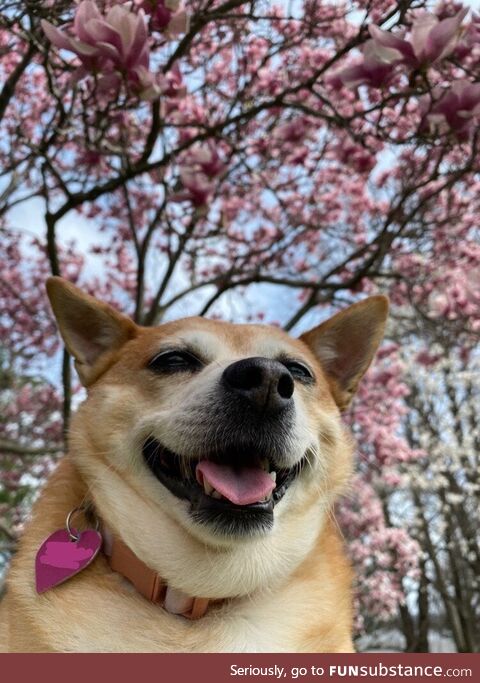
[[142, 437, 307, 538]]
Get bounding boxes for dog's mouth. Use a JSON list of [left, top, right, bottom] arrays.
[[142, 437, 306, 536]]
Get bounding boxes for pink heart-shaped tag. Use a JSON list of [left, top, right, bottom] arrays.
[[35, 528, 102, 594]]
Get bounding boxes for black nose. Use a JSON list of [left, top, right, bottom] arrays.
[[222, 357, 294, 414]]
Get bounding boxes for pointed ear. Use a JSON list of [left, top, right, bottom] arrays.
[[300, 296, 389, 411], [46, 277, 138, 386]]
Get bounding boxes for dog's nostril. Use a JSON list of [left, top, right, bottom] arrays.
[[278, 373, 294, 400]]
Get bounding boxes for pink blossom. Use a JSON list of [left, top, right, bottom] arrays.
[[328, 40, 398, 89], [172, 142, 224, 206], [188, 141, 224, 178], [275, 117, 310, 143], [139, 0, 189, 36], [163, 63, 186, 99], [333, 8, 469, 90], [334, 140, 376, 173], [415, 349, 442, 367], [173, 169, 216, 207], [41, 1, 160, 100], [420, 81, 480, 140], [428, 266, 480, 321], [369, 8, 468, 69]]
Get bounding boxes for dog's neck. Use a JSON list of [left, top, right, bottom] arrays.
[[101, 525, 212, 618]]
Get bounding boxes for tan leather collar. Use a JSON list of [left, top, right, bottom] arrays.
[[101, 526, 211, 620]]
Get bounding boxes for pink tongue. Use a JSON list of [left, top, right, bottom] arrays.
[[196, 461, 275, 506]]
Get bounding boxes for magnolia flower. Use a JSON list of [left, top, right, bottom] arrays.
[[369, 7, 468, 69], [162, 63, 186, 98], [415, 349, 442, 367], [187, 141, 224, 178], [41, 1, 161, 100], [274, 117, 310, 143], [328, 39, 397, 89], [139, 0, 189, 36], [330, 8, 468, 90], [420, 81, 480, 140], [451, 11, 480, 58], [428, 266, 480, 321], [172, 142, 223, 206], [175, 168, 216, 206]]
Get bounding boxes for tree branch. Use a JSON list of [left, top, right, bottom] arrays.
[[0, 438, 62, 456]]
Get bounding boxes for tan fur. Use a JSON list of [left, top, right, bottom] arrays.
[[0, 279, 388, 652]]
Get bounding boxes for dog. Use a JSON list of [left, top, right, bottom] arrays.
[[0, 277, 387, 652]]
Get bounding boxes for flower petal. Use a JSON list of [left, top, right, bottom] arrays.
[[424, 7, 468, 62], [125, 10, 149, 68], [41, 20, 75, 51], [74, 1, 102, 44], [94, 40, 121, 62], [68, 37, 99, 56], [86, 18, 123, 53], [106, 5, 137, 57], [369, 25, 411, 55], [410, 12, 438, 60], [364, 39, 402, 65]]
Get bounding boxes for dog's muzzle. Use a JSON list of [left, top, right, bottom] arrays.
[[143, 357, 306, 537]]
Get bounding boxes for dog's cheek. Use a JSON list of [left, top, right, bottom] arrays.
[[74, 383, 151, 472], [290, 395, 352, 509], [71, 384, 196, 525]]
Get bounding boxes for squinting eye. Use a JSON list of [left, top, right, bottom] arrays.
[[147, 350, 203, 373], [283, 360, 314, 383]]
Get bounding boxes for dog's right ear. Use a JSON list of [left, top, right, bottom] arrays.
[[46, 277, 138, 386]]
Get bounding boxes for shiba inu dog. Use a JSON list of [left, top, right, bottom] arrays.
[[0, 278, 388, 652]]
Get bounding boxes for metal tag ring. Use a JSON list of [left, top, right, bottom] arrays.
[[66, 506, 99, 542]]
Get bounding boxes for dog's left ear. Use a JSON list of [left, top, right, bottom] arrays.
[[300, 296, 389, 411]]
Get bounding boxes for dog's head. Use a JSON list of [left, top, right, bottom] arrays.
[[46, 278, 387, 594]]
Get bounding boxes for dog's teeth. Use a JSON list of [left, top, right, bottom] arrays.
[[211, 490, 222, 500], [269, 471, 277, 482], [204, 481, 214, 496]]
